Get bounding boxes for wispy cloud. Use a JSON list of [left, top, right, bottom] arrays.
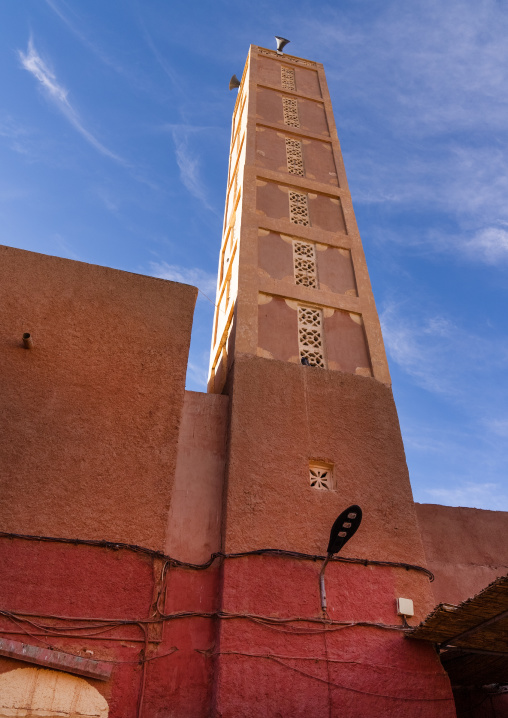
[[165, 124, 217, 212], [424, 482, 508, 511], [139, 21, 184, 95], [485, 418, 508, 439], [463, 227, 508, 264], [380, 304, 458, 395], [18, 37, 126, 164], [186, 359, 209, 387], [149, 261, 217, 300], [380, 301, 508, 399], [52, 233, 83, 262], [302, 1, 508, 268], [44, 0, 137, 84]]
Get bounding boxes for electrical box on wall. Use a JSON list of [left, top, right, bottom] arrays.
[[396, 597, 414, 617]]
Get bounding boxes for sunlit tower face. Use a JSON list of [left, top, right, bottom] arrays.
[[208, 44, 390, 395]]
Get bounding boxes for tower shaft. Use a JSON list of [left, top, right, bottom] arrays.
[[209, 45, 390, 393]]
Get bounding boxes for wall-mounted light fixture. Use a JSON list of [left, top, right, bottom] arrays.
[[320, 504, 362, 614]]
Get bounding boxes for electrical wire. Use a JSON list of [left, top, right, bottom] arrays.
[[212, 650, 454, 702], [0, 530, 438, 716], [0, 531, 434, 581]]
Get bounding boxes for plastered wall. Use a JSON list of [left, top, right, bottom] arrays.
[[415, 503, 508, 605], [0, 245, 196, 551]]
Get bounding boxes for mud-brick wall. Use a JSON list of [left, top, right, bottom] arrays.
[[0, 245, 197, 551], [415, 503, 508, 605]]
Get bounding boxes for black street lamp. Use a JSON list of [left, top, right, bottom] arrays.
[[320, 505, 362, 614]]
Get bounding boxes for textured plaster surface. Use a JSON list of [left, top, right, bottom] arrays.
[[257, 56, 323, 98], [256, 180, 347, 234], [214, 556, 455, 717], [317, 246, 356, 295], [165, 391, 228, 563], [258, 230, 294, 282], [255, 127, 338, 186], [323, 309, 371, 374], [223, 356, 428, 567], [0, 245, 196, 550], [256, 87, 329, 135], [415, 503, 508, 605], [257, 296, 299, 362], [214, 352, 455, 714], [0, 539, 218, 718]]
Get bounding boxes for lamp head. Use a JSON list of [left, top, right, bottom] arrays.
[[327, 505, 362, 554]]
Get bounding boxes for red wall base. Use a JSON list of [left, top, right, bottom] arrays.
[[0, 537, 457, 717]]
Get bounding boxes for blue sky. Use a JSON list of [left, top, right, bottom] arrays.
[[1, 0, 507, 511]]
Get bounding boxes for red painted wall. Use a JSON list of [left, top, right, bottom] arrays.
[[214, 355, 456, 717], [0, 536, 219, 718], [214, 555, 455, 718], [0, 535, 457, 718]]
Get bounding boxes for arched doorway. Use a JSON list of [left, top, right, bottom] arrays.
[[0, 666, 109, 717]]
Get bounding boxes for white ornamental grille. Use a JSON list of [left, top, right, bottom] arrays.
[[289, 191, 310, 226], [298, 306, 325, 367], [285, 138, 304, 176], [282, 97, 300, 127], [281, 67, 296, 91], [293, 241, 317, 288], [309, 466, 332, 490]]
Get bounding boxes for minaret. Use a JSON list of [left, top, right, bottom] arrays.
[[208, 44, 390, 393], [210, 45, 455, 717]]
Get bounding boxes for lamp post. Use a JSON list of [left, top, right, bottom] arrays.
[[320, 505, 362, 614]]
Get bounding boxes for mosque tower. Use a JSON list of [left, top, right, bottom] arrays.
[[207, 43, 455, 717]]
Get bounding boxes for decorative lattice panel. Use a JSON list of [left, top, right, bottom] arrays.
[[285, 138, 304, 176], [293, 241, 317, 288], [281, 67, 296, 91], [289, 191, 310, 226], [282, 97, 300, 127], [309, 465, 332, 490], [298, 306, 325, 367]]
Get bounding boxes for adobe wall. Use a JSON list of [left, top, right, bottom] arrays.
[[214, 354, 455, 717], [415, 503, 508, 605], [0, 536, 219, 718], [0, 245, 196, 552], [223, 355, 427, 568], [165, 390, 229, 563]]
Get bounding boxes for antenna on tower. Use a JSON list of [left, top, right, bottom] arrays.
[[275, 36, 290, 54]]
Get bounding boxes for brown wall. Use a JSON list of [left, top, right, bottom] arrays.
[[258, 296, 299, 362], [324, 310, 371, 375], [256, 181, 347, 234], [255, 127, 338, 186], [223, 355, 427, 566], [316, 246, 356, 295], [257, 56, 323, 98], [256, 88, 329, 135], [415, 503, 508, 605], [0, 245, 197, 551], [165, 391, 228, 563]]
